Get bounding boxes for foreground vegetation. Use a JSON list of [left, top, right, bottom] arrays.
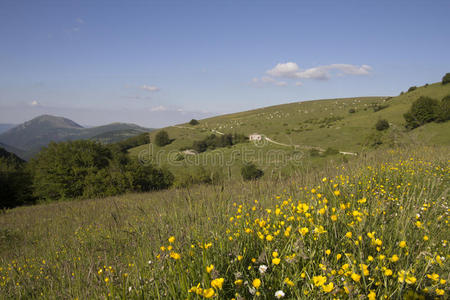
[[0, 146, 448, 299]]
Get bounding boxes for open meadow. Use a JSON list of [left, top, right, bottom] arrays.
[[1, 146, 448, 299]]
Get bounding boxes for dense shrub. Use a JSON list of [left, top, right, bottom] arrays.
[[348, 108, 356, 113], [372, 104, 389, 112], [404, 96, 440, 129], [0, 149, 34, 208], [437, 95, 450, 122], [126, 159, 174, 192], [110, 133, 150, 153], [29, 140, 173, 201], [241, 163, 263, 181], [154, 130, 171, 147], [375, 119, 390, 131], [407, 86, 417, 92], [191, 133, 247, 153], [189, 119, 199, 125], [442, 73, 450, 84], [324, 147, 339, 156]]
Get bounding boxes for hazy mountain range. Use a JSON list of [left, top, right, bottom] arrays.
[[0, 115, 152, 160]]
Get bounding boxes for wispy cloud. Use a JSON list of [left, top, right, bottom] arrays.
[[251, 76, 288, 87], [124, 95, 153, 100], [266, 62, 372, 80], [141, 85, 160, 92], [150, 105, 168, 112], [30, 100, 40, 107], [76, 18, 85, 24]]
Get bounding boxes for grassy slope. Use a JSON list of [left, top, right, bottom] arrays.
[[128, 82, 450, 181], [0, 146, 448, 298]]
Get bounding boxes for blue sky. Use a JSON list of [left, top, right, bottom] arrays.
[[1, 0, 449, 127]]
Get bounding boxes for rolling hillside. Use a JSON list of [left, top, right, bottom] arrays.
[[128, 81, 450, 182], [0, 115, 152, 159]]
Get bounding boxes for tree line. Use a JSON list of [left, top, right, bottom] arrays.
[[0, 134, 173, 209]]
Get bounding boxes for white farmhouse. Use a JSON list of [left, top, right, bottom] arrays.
[[249, 133, 262, 141]]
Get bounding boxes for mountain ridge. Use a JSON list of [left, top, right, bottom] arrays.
[[0, 115, 152, 159]]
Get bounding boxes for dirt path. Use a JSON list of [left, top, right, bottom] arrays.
[[173, 126, 358, 156]]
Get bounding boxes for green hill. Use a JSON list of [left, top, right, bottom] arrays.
[[128, 82, 450, 182]]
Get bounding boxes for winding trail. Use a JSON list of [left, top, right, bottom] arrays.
[[171, 125, 357, 156]]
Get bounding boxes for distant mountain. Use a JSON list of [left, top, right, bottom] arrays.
[[0, 115, 151, 159], [0, 124, 16, 134], [0, 146, 25, 165]]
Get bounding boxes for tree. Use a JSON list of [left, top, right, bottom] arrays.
[[442, 73, 450, 85], [403, 96, 440, 129], [375, 119, 390, 131], [189, 119, 199, 125], [407, 86, 417, 92], [29, 141, 112, 200], [0, 149, 34, 208], [154, 130, 170, 147], [241, 163, 263, 181], [126, 159, 174, 192], [437, 94, 450, 122]]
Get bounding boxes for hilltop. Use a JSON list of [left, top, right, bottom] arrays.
[[0, 115, 152, 159], [128, 81, 450, 183]]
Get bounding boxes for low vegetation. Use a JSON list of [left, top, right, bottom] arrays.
[[442, 73, 450, 85], [403, 95, 449, 129], [190, 133, 247, 153], [154, 130, 171, 147], [0, 146, 448, 299], [0, 140, 174, 208], [241, 163, 264, 181], [375, 119, 390, 131]]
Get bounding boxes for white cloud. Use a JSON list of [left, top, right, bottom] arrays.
[[150, 105, 168, 112], [266, 62, 300, 78], [266, 62, 372, 80], [295, 81, 303, 87], [76, 18, 85, 24], [141, 85, 160, 92], [275, 81, 287, 86]]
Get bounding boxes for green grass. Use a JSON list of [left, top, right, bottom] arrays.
[[128, 82, 450, 181], [0, 146, 448, 299]]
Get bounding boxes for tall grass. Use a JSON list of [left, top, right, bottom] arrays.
[[0, 146, 448, 299]]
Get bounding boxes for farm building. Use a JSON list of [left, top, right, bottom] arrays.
[[249, 133, 262, 141]]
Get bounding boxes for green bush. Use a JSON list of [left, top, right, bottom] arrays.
[[29, 140, 174, 201], [403, 96, 440, 129], [0, 149, 34, 208], [241, 163, 263, 181], [407, 86, 417, 92], [110, 133, 150, 153], [189, 119, 199, 125], [191, 133, 247, 153], [375, 119, 390, 131], [442, 73, 450, 84], [324, 147, 339, 156], [437, 94, 450, 122], [154, 130, 170, 147], [372, 104, 389, 112]]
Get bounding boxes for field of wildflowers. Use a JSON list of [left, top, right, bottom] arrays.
[[0, 147, 448, 299]]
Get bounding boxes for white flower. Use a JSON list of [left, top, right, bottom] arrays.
[[248, 286, 256, 295], [258, 264, 268, 274], [275, 290, 285, 298]]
